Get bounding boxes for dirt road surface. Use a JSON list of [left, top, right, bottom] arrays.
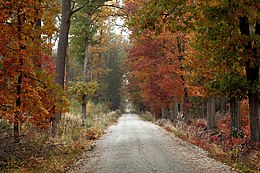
[[70, 114, 236, 173]]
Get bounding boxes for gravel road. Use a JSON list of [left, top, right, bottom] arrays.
[[71, 114, 236, 173]]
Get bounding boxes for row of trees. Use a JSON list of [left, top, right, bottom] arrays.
[[125, 0, 259, 142], [0, 0, 125, 142]]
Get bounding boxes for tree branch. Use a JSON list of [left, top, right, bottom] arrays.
[[24, 75, 47, 88], [70, 1, 125, 18], [5, 45, 19, 51], [0, 104, 14, 109]]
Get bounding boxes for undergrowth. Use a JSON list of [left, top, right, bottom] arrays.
[[0, 101, 121, 173], [139, 111, 156, 122]]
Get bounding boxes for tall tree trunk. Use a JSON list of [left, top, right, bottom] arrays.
[[53, 0, 71, 132], [248, 93, 260, 141], [81, 14, 91, 126], [14, 64, 22, 144], [207, 97, 216, 130], [81, 40, 89, 126], [239, 17, 260, 142], [230, 98, 241, 137], [14, 8, 24, 143], [177, 35, 190, 122]]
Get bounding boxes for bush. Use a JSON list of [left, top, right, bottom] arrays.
[[0, 120, 11, 130], [139, 111, 155, 122]]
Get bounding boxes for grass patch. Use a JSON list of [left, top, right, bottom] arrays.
[[139, 111, 155, 122]]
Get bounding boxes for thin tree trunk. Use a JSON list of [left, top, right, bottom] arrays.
[[81, 40, 89, 126], [14, 8, 24, 143], [81, 94, 87, 126], [14, 68, 22, 144], [81, 14, 91, 126], [177, 34, 189, 122], [207, 97, 216, 130], [53, 0, 71, 130], [230, 98, 241, 137], [183, 90, 190, 122], [173, 97, 178, 121], [166, 106, 170, 119]]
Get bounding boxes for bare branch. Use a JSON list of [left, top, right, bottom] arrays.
[[0, 104, 14, 109], [5, 45, 19, 51], [70, 1, 125, 18]]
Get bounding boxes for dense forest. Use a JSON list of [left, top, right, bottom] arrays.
[[0, 0, 259, 172]]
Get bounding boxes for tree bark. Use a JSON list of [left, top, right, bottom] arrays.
[[14, 64, 22, 144], [220, 98, 227, 114], [239, 17, 260, 142], [248, 20, 260, 142], [53, 0, 71, 133], [248, 93, 260, 141], [207, 97, 216, 130], [173, 97, 178, 121], [202, 97, 207, 118], [81, 14, 91, 126], [183, 90, 190, 122], [161, 107, 167, 119], [81, 40, 89, 126], [14, 8, 24, 143], [230, 98, 241, 137], [55, 0, 71, 89]]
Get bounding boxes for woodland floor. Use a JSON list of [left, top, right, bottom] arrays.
[[69, 114, 236, 173]]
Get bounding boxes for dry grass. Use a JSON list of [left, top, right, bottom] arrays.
[[139, 111, 156, 122], [0, 102, 122, 173]]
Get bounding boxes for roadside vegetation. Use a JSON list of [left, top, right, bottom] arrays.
[[0, 101, 121, 173], [139, 103, 260, 173]]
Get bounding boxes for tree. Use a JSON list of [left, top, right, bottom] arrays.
[[125, 0, 260, 142], [54, 0, 71, 131], [126, 30, 184, 116], [0, 0, 58, 142], [192, 1, 259, 141]]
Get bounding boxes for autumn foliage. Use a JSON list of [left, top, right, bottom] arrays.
[[125, 0, 259, 170], [125, 0, 260, 142], [127, 28, 185, 113], [0, 0, 60, 129]]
